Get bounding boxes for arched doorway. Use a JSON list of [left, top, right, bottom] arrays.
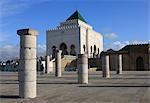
[[90, 46, 93, 58], [70, 44, 76, 56], [93, 45, 96, 58], [97, 48, 99, 55], [90, 46, 92, 53], [136, 56, 144, 71], [94, 45, 96, 52], [59, 43, 68, 55], [83, 45, 86, 52]]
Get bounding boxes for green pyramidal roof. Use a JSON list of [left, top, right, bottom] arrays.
[[66, 10, 87, 23]]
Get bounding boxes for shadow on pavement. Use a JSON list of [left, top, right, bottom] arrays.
[[0, 81, 78, 84], [0, 82, 18, 84], [78, 85, 150, 87], [0, 95, 19, 99], [37, 82, 78, 84]]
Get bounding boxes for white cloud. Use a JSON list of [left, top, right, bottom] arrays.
[[104, 33, 118, 39], [37, 44, 46, 56], [0, 0, 50, 17], [105, 40, 149, 51], [38, 44, 46, 51], [0, 44, 46, 61], [0, 0, 28, 17], [0, 35, 9, 42], [0, 32, 19, 47], [0, 44, 19, 61], [0, 32, 13, 43], [111, 41, 130, 50], [132, 40, 148, 44]]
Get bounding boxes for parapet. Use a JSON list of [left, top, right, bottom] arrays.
[[46, 25, 79, 32]]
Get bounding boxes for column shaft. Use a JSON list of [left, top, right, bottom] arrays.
[[45, 55, 50, 73], [77, 54, 88, 84], [102, 55, 110, 78], [17, 29, 38, 98], [117, 54, 122, 74], [55, 50, 62, 77]]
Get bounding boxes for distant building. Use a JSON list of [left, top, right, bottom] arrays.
[[103, 44, 150, 71], [46, 10, 103, 58]]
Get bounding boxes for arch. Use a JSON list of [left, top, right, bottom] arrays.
[[59, 43, 68, 55], [70, 44, 76, 56], [83, 45, 86, 52], [94, 45, 96, 53], [90, 46, 92, 53], [136, 56, 144, 71], [93, 45, 97, 58], [97, 48, 100, 54]]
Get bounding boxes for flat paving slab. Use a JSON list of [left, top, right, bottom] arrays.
[[0, 71, 150, 103]]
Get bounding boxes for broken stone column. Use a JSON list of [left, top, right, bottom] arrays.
[[117, 54, 122, 74], [102, 54, 110, 78], [55, 50, 62, 77], [45, 55, 50, 74], [45, 55, 53, 73], [49, 55, 54, 72], [17, 28, 38, 98], [77, 54, 88, 84], [149, 45, 150, 70]]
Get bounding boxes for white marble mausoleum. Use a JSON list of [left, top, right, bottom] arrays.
[[46, 10, 103, 58]]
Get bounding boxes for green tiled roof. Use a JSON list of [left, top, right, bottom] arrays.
[[66, 10, 87, 23]]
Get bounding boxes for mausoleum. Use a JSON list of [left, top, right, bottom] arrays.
[[46, 10, 103, 58]]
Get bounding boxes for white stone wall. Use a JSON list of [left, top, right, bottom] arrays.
[[79, 21, 103, 57], [87, 29, 103, 57], [79, 26, 87, 54], [46, 26, 80, 56], [78, 20, 92, 29]]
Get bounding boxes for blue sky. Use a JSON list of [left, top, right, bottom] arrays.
[[0, 0, 149, 60]]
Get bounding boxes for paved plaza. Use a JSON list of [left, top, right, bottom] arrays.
[[0, 71, 150, 103]]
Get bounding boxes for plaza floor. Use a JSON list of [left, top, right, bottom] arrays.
[[0, 71, 150, 103]]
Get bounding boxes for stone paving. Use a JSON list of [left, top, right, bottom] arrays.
[[0, 71, 150, 103]]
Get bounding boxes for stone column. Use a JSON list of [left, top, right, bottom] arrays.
[[117, 54, 122, 74], [77, 54, 88, 84], [17, 28, 38, 98], [55, 50, 62, 77], [49, 54, 54, 72], [148, 45, 150, 70], [45, 55, 50, 74], [45, 55, 53, 73], [102, 55, 110, 78]]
